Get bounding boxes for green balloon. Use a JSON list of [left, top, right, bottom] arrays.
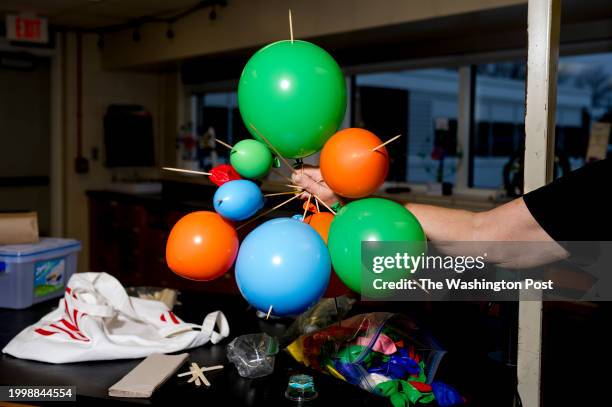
[[328, 198, 427, 295], [238, 40, 347, 159], [230, 139, 273, 179]]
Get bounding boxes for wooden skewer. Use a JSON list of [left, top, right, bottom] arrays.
[[214, 138, 233, 150], [289, 9, 294, 43], [312, 194, 336, 215], [162, 167, 211, 176], [249, 124, 296, 174], [414, 280, 430, 295], [264, 191, 299, 197], [284, 184, 303, 189], [315, 198, 320, 213], [302, 193, 312, 221], [372, 134, 402, 152], [271, 168, 294, 184], [266, 305, 273, 320], [237, 194, 300, 230]]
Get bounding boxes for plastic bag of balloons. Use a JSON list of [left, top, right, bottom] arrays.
[[286, 312, 465, 407], [281, 296, 356, 347]]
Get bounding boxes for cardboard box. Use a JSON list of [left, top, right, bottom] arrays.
[[0, 212, 39, 245]]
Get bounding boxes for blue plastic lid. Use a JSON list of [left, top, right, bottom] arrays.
[[0, 238, 81, 260]]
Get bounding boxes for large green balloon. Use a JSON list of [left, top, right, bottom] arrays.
[[230, 139, 273, 179], [238, 40, 347, 159], [328, 198, 427, 295]]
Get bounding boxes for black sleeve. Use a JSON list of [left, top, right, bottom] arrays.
[[523, 158, 612, 241]]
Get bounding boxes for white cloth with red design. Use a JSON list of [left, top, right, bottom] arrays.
[[2, 272, 230, 363]]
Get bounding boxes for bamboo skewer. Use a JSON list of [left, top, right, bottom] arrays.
[[162, 167, 211, 176], [289, 9, 294, 43], [214, 138, 233, 150], [237, 193, 300, 230], [264, 191, 299, 197], [372, 134, 402, 152], [249, 124, 296, 174], [302, 193, 312, 221], [266, 305, 273, 320], [311, 194, 336, 215], [271, 168, 294, 184]]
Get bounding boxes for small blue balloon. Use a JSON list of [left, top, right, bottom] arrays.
[[213, 180, 264, 221], [291, 214, 304, 221], [235, 218, 331, 316]]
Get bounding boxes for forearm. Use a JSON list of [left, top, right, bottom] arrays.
[[405, 203, 478, 242]]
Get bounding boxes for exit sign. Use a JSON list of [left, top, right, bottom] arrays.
[[6, 14, 49, 44]]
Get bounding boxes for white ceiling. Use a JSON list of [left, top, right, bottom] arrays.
[[0, 0, 203, 28]]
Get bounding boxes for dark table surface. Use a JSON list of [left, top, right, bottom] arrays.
[[0, 292, 522, 406]]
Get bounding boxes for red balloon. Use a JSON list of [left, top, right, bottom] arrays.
[[320, 128, 389, 198], [166, 211, 238, 281], [209, 164, 241, 186]]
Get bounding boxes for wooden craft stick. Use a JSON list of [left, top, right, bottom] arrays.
[[266, 305, 273, 320]]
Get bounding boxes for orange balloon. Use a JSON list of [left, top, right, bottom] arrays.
[[166, 211, 238, 281], [304, 212, 351, 297], [320, 128, 389, 198], [304, 212, 334, 244]]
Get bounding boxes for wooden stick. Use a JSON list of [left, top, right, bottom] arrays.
[[315, 197, 320, 213], [271, 167, 294, 183], [214, 138, 233, 150], [289, 9, 294, 43], [266, 305, 273, 320], [237, 194, 300, 230], [264, 191, 299, 197], [162, 167, 211, 176], [284, 184, 303, 189], [312, 194, 336, 215], [372, 134, 402, 151], [302, 193, 311, 221], [249, 124, 296, 174]]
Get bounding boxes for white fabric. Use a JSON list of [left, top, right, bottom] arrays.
[[2, 272, 229, 364]]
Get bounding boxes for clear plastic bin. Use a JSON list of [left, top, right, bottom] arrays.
[[0, 238, 81, 309]]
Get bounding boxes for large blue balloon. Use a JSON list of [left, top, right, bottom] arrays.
[[235, 218, 331, 316], [213, 180, 264, 221]]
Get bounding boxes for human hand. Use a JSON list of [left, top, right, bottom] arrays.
[[291, 165, 342, 207]]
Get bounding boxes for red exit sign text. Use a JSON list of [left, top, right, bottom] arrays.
[[6, 14, 49, 44]]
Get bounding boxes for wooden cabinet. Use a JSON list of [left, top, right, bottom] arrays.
[[87, 189, 239, 293]]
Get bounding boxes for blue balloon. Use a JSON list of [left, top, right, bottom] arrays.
[[235, 218, 331, 316], [213, 180, 264, 221]]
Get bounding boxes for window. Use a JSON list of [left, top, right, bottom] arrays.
[[355, 69, 459, 184], [556, 53, 612, 169], [473, 62, 526, 188]]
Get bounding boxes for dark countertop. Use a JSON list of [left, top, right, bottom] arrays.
[[0, 291, 529, 407]]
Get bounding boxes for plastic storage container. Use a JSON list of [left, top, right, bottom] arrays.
[[0, 238, 81, 309]]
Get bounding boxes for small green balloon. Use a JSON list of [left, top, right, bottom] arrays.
[[238, 40, 347, 159], [328, 198, 427, 295], [230, 139, 273, 179]]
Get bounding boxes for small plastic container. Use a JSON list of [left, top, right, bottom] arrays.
[[0, 238, 81, 309]]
